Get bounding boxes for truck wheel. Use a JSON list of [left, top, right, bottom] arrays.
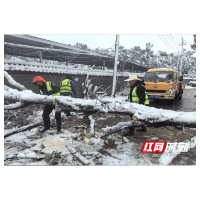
[[170, 98, 175, 106]]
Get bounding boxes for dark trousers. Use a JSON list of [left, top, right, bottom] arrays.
[[61, 94, 72, 115], [42, 105, 61, 121]]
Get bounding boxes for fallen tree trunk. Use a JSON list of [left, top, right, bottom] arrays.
[[55, 98, 196, 128], [4, 93, 54, 106], [5, 92, 196, 130], [4, 70, 196, 134], [101, 118, 196, 138], [4, 122, 42, 138], [4, 102, 31, 110]]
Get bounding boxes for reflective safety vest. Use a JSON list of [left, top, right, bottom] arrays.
[[128, 85, 149, 105], [40, 81, 60, 96], [60, 79, 73, 95]]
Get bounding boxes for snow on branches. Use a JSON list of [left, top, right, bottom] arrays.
[[4, 71, 196, 137], [4, 71, 26, 90], [82, 65, 95, 99]]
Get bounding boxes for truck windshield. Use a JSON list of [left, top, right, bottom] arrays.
[[144, 71, 174, 82]]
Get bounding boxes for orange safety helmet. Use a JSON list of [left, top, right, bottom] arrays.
[[32, 76, 47, 87]]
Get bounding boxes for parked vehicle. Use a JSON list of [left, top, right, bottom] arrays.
[[143, 68, 185, 105], [188, 80, 196, 87]]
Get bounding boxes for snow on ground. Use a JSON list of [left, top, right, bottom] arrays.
[[4, 74, 196, 166], [4, 121, 147, 166], [185, 86, 196, 89], [4, 108, 196, 166], [155, 136, 196, 165]]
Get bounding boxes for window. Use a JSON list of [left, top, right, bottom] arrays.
[[144, 71, 174, 82]]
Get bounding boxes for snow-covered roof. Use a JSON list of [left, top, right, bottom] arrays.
[[4, 35, 150, 70], [4, 60, 145, 77], [147, 68, 178, 72]]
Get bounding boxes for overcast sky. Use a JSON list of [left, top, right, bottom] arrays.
[[30, 34, 195, 56]]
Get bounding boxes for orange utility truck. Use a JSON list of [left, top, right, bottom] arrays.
[[143, 68, 185, 105]]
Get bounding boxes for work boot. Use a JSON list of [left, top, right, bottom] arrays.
[[123, 128, 134, 136], [56, 120, 62, 134], [136, 127, 147, 132], [40, 118, 50, 133]]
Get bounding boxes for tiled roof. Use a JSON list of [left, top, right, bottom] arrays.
[[4, 60, 145, 77]]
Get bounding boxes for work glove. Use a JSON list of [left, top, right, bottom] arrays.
[[41, 93, 48, 95]]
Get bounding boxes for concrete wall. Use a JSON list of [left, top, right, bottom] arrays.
[[4, 70, 128, 98], [5, 70, 192, 99]]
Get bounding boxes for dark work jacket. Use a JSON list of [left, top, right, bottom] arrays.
[[38, 82, 60, 96], [130, 80, 146, 104]]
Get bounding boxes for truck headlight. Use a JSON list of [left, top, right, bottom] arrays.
[[168, 88, 174, 95]]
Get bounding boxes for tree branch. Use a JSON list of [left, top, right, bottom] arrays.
[[4, 102, 31, 110], [4, 122, 42, 138], [4, 71, 26, 90], [101, 119, 196, 138], [88, 115, 95, 135]]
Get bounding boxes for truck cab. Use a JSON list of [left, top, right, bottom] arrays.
[[143, 69, 185, 105]]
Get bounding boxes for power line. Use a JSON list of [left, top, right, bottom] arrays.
[[146, 35, 164, 51], [162, 35, 178, 53], [172, 35, 185, 46], [160, 35, 178, 53], [169, 35, 181, 51], [167, 35, 180, 52], [157, 35, 177, 54]]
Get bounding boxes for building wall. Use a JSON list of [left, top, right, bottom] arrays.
[[4, 70, 128, 98]]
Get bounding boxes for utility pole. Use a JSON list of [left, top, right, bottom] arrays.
[[39, 51, 43, 63], [111, 34, 120, 98], [179, 37, 186, 75], [177, 52, 179, 70]]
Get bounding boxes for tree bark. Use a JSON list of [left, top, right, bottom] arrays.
[[4, 71, 26, 90], [88, 115, 95, 135], [4, 72, 196, 135], [5, 155, 45, 160], [4, 122, 42, 138], [101, 119, 196, 138], [4, 93, 196, 129], [65, 145, 90, 165], [4, 102, 31, 110]]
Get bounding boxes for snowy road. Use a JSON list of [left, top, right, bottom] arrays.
[[148, 88, 196, 112]]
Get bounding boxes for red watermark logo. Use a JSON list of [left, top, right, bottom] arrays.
[[141, 141, 167, 153]]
